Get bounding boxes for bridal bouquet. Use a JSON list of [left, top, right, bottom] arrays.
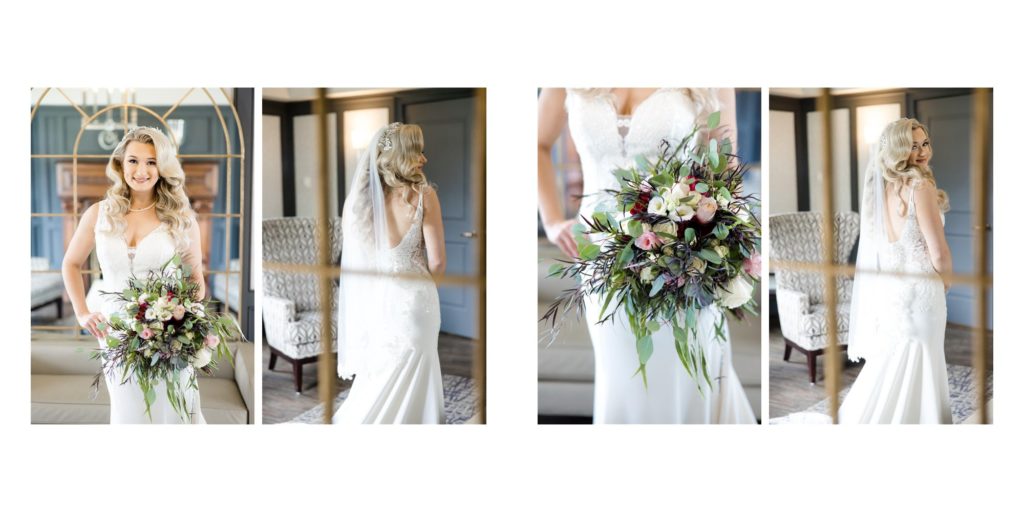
[[542, 113, 760, 390], [91, 255, 241, 421]]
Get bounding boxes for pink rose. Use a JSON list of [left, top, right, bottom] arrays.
[[744, 251, 762, 276], [204, 334, 220, 348], [140, 328, 154, 340], [172, 304, 186, 321], [634, 231, 661, 251], [696, 196, 718, 224]]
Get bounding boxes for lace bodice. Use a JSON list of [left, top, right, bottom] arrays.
[[92, 199, 177, 305], [565, 88, 698, 217], [878, 184, 946, 318], [388, 191, 429, 276]]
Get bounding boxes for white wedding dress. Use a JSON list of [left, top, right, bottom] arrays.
[[566, 88, 756, 424], [333, 191, 445, 424], [840, 183, 952, 423], [88, 199, 206, 424]]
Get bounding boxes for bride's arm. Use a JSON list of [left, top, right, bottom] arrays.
[[62, 203, 104, 338], [182, 215, 206, 299], [422, 187, 446, 278], [915, 181, 953, 290], [537, 87, 578, 258]]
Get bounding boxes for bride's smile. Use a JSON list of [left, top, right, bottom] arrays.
[[123, 141, 160, 192]]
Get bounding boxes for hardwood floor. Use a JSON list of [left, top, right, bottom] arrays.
[[769, 321, 994, 418], [261, 332, 477, 424]]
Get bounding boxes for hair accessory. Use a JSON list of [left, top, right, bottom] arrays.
[[377, 122, 401, 151], [879, 134, 888, 148]]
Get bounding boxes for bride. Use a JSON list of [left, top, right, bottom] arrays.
[[842, 118, 953, 424], [538, 88, 756, 424], [333, 122, 447, 424], [62, 126, 207, 424]]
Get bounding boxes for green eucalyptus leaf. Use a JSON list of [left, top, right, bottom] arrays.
[[626, 219, 644, 238], [649, 274, 666, 297], [707, 111, 721, 130], [579, 243, 601, 260], [685, 306, 697, 329], [616, 244, 635, 268], [636, 335, 654, 365], [695, 182, 709, 194], [713, 223, 729, 240], [698, 248, 722, 264], [684, 227, 696, 244]]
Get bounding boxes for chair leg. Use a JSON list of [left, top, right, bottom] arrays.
[[269, 352, 278, 371], [56, 298, 63, 319], [293, 361, 303, 394], [783, 341, 792, 362], [807, 351, 818, 383]]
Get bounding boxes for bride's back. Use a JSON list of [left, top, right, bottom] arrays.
[[384, 186, 420, 248], [883, 183, 914, 243]]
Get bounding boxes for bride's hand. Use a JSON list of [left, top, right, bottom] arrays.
[[544, 218, 579, 259], [77, 311, 107, 339]]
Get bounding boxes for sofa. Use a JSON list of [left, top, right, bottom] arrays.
[[31, 339, 254, 424]]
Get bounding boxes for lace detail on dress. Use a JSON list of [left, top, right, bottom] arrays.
[[370, 190, 440, 372], [565, 88, 697, 218], [388, 191, 429, 275], [876, 183, 946, 354]]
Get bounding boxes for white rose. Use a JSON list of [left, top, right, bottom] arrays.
[[718, 276, 754, 309], [647, 196, 668, 216], [145, 308, 157, 320], [640, 267, 657, 283], [652, 221, 676, 237], [192, 347, 213, 368], [667, 183, 690, 204], [669, 203, 696, 222]]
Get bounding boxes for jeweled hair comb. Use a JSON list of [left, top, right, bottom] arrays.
[[378, 122, 401, 151]]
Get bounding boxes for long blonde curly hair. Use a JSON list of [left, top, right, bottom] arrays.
[[346, 123, 430, 231], [103, 126, 193, 250], [376, 123, 429, 206], [876, 118, 950, 216]]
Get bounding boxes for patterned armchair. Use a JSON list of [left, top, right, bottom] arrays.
[[262, 217, 343, 393], [769, 212, 859, 383]]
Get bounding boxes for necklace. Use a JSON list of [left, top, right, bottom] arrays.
[[129, 201, 157, 212]]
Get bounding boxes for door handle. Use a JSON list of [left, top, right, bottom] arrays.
[[461, 231, 478, 238]]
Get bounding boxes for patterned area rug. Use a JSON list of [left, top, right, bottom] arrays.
[[770, 364, 993, 424], [288, 374, 479, 424]]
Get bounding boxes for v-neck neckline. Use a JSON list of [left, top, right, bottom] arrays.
[[607, 88, 669, 117], [125, 224, 165, 250], [603, 88, 672, 155]]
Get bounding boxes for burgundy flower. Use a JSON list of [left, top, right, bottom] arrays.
[[630, 191, 652, 215]]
